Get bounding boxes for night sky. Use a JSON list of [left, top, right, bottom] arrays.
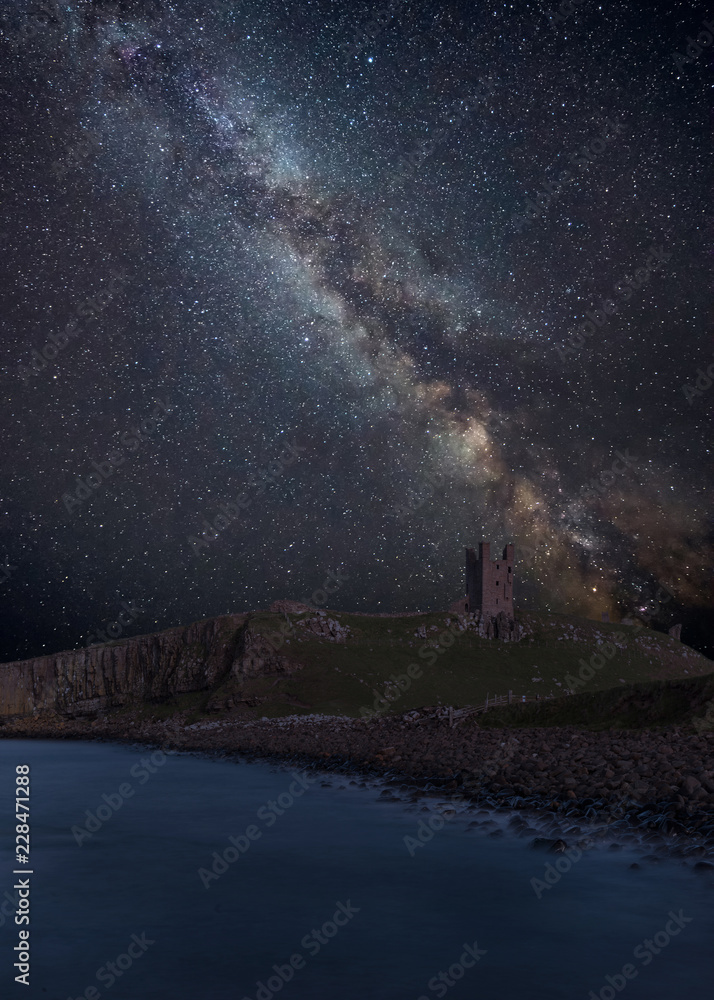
[[0, 0, 711, 663]]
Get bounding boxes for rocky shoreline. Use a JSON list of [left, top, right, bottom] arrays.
[[2, 708, 714, 861]]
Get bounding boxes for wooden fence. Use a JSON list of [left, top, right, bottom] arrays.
[[447, 691, 554, 727]]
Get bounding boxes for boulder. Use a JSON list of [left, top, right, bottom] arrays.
[[682, 776, 702, 797]]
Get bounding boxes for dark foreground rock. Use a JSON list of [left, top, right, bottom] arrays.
[[3, 708, 714, 850]]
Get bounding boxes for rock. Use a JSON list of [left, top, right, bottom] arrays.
[[682, 776, 702, 796], [529, 837, 567, 853], [5, 684, 714, 853]]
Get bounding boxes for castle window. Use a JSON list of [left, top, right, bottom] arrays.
[[508, 566, 511, 572]]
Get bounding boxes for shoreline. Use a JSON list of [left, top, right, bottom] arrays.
[[2, 709, 714, 861]]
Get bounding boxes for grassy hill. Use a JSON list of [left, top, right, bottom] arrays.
[[153, 607, 712, 724], [474, 673, 714, 731]]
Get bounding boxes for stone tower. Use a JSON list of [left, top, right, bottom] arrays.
[[464, 542, 514, 617]]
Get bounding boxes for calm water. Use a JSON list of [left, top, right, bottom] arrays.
[[0, 739, 711, 999]]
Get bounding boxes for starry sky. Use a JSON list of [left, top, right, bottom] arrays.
[[0, 0, 712, 662]]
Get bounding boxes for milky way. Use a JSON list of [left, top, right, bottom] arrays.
[[0, 0, 711, 660]]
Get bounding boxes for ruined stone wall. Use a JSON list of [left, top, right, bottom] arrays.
[[446, 605, 525, 641]]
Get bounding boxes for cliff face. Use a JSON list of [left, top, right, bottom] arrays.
[[0, 614, 251, 718]]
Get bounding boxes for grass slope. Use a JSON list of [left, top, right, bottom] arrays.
[[190, 609, 713, 722], [476, 674, 714, 732]]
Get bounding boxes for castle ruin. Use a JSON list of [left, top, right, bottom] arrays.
[[464, 542, 514, 617], [450, 541, 520, 640]]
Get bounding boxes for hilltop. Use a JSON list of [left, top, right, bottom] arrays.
[[0, 606, 710, 726]]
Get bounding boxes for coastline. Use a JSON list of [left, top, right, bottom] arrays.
[[2, 709, 714, 863]]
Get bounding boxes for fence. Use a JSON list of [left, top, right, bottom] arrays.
[[446, 692, 554, 726]]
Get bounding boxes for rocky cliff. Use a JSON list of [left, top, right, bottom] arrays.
[[0, 614, 252, 718]]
